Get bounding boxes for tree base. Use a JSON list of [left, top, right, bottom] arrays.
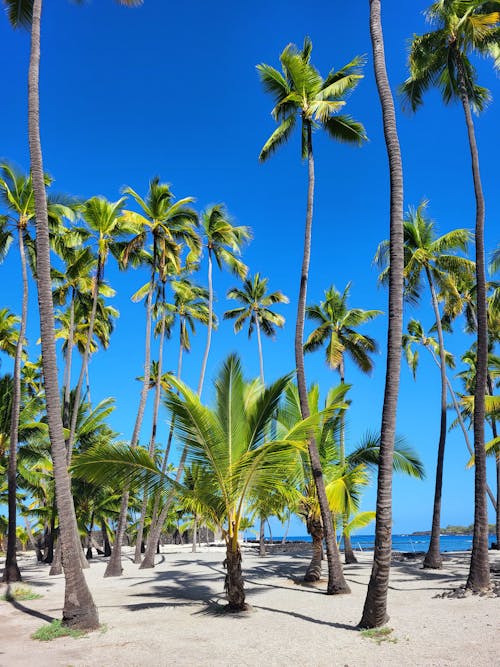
[[326, 582, 351, 595], [62, 607, 100, 631], [1, 562, 22, 583], [344, 553, 358, 565], [139, 556, 155, 570], [423, 553, 442, 569]]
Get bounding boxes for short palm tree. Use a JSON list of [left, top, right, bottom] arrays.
[[197, 205, 250, 396], [73, 354, 323, 610], [258, 37, 366, 594], [224, 273, 289, 383], [376, 201, 473, 568], [400, 0, 500, 592], [0, 309, 20, 363]]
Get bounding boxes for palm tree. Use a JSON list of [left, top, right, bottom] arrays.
[[377, 202, 473, 568], [73, 355, 325, 610], [197, 204, 250, 396], [106, 179, 199, 576], [0, 309, 20, 365], [304, 282, 381, 562], [258, 37, 366, 594], [4, 0, 141, 629], [224, 273, 289, 384], [360, 0, 405, 629], [400, 0, 500, 592]]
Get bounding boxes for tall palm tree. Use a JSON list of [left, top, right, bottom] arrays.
[[5, 0, 141, 628], [400, 0, 500, 592], [106, 179, 199, 576], [197, 204, 250, 396], [304, 282, 381, 562], [360, 0, 405, 629], [258, 37, 366, 594], [224, 273, 289, 383], [376, 202, 473, 568]]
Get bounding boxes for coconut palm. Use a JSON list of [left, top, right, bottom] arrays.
[[73, 354, 325, 609], [224, 273, 289, 383], [400, 0, 500, 592], [304, 282, 381, 562], [197, 204, 250, 396], [360, 0, 405, 629], [5, 0, 141, 629], [258, 37, 366, 594], [377, 202, 473, 568], [0, 309, 20, 364]]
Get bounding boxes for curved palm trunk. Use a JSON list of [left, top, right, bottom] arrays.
[[255, 316, 265, 384], [295, 122, 349, 595], [197, 249, 213, 397], [456, 58, 490, 591], [134, 312, 166, 564], [2, 228, 28, 584], [62, 294, 75, 432], [423, 271, 447, 569], [360, 0, 404, 628], [27, 0, 99, 629], [304, 517, 323, 581], [105, 284, 153, 577]]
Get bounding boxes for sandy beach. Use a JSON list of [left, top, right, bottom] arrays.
[[1, 545, 499, 667]]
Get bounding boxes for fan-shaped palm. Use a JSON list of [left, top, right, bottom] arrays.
[[258, 37, 366, 594]]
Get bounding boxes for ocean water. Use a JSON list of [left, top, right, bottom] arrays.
[[276, 534, 497, 553]]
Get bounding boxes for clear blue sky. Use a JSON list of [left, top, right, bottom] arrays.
[[1, 1, 498, 535]]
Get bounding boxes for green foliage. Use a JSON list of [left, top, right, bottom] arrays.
[[31, 620, 86, 642], [2, 584, 42, 601], [360, 626, 397, 644]]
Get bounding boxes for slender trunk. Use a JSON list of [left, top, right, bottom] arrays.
[[24, 516, 43, 562], [281, 514, 290, 545], [304, 517, 323, 582], [255, 317, 265, 384], [67, 264, 102, 461], [2, 229, 28, 584], [142, 337, 184, 566], [191, 517, 197, 553], [486, 374, 499, 549], [134, 312, 166, 564], [423, 271, 447, 569], [259, 516, 266, 556], [28, 0, 98, 628], [338, 363, 357, 564], [360, 0, 404, 628], [224, 539, 246, 610], [49, 538, 62, 576], [455, 58, 490, 591], [105, 283, 153, 577], [198, 249, 213, 397], [62, 294, 75, 432], [101, 520, 111, 557], [428, 348, 496, 508], [294, 121, 349, 595]]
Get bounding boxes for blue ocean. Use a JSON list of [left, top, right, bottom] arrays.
[[279, 534, 496, 553]]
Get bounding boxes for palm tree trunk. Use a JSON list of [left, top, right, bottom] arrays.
[[2, 228, 28, 584], [134, 312, 166, 564], [304, 517, 323, 581], [191, 517, 197, 553], [486, 375, 499, 549], [198, 249, 213, 397], [27, 0, 98, 629], [295, 121, 349, 595], [224, 537, 246, 610], [101, 520, 111, 557], [428, 348, 496, 509], [456, 57, 490, 591], [423, 271, 447, 569], [338, 362, 357, 564], [360, 0, 404, 629], [259, 516, 266, 557], [62, 294, 75, 432], [105, 283, 153, 577], [255, 317, 265, 384]]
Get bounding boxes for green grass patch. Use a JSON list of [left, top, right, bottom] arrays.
[[31, 620, 86, 641], [360, 626, 397, 645], [1, 584, 43, 601]]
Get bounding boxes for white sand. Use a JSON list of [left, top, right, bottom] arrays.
[[1, 545, 499, 666]]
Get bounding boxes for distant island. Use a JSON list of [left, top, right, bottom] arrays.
[[411, 524, 495, 536]]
